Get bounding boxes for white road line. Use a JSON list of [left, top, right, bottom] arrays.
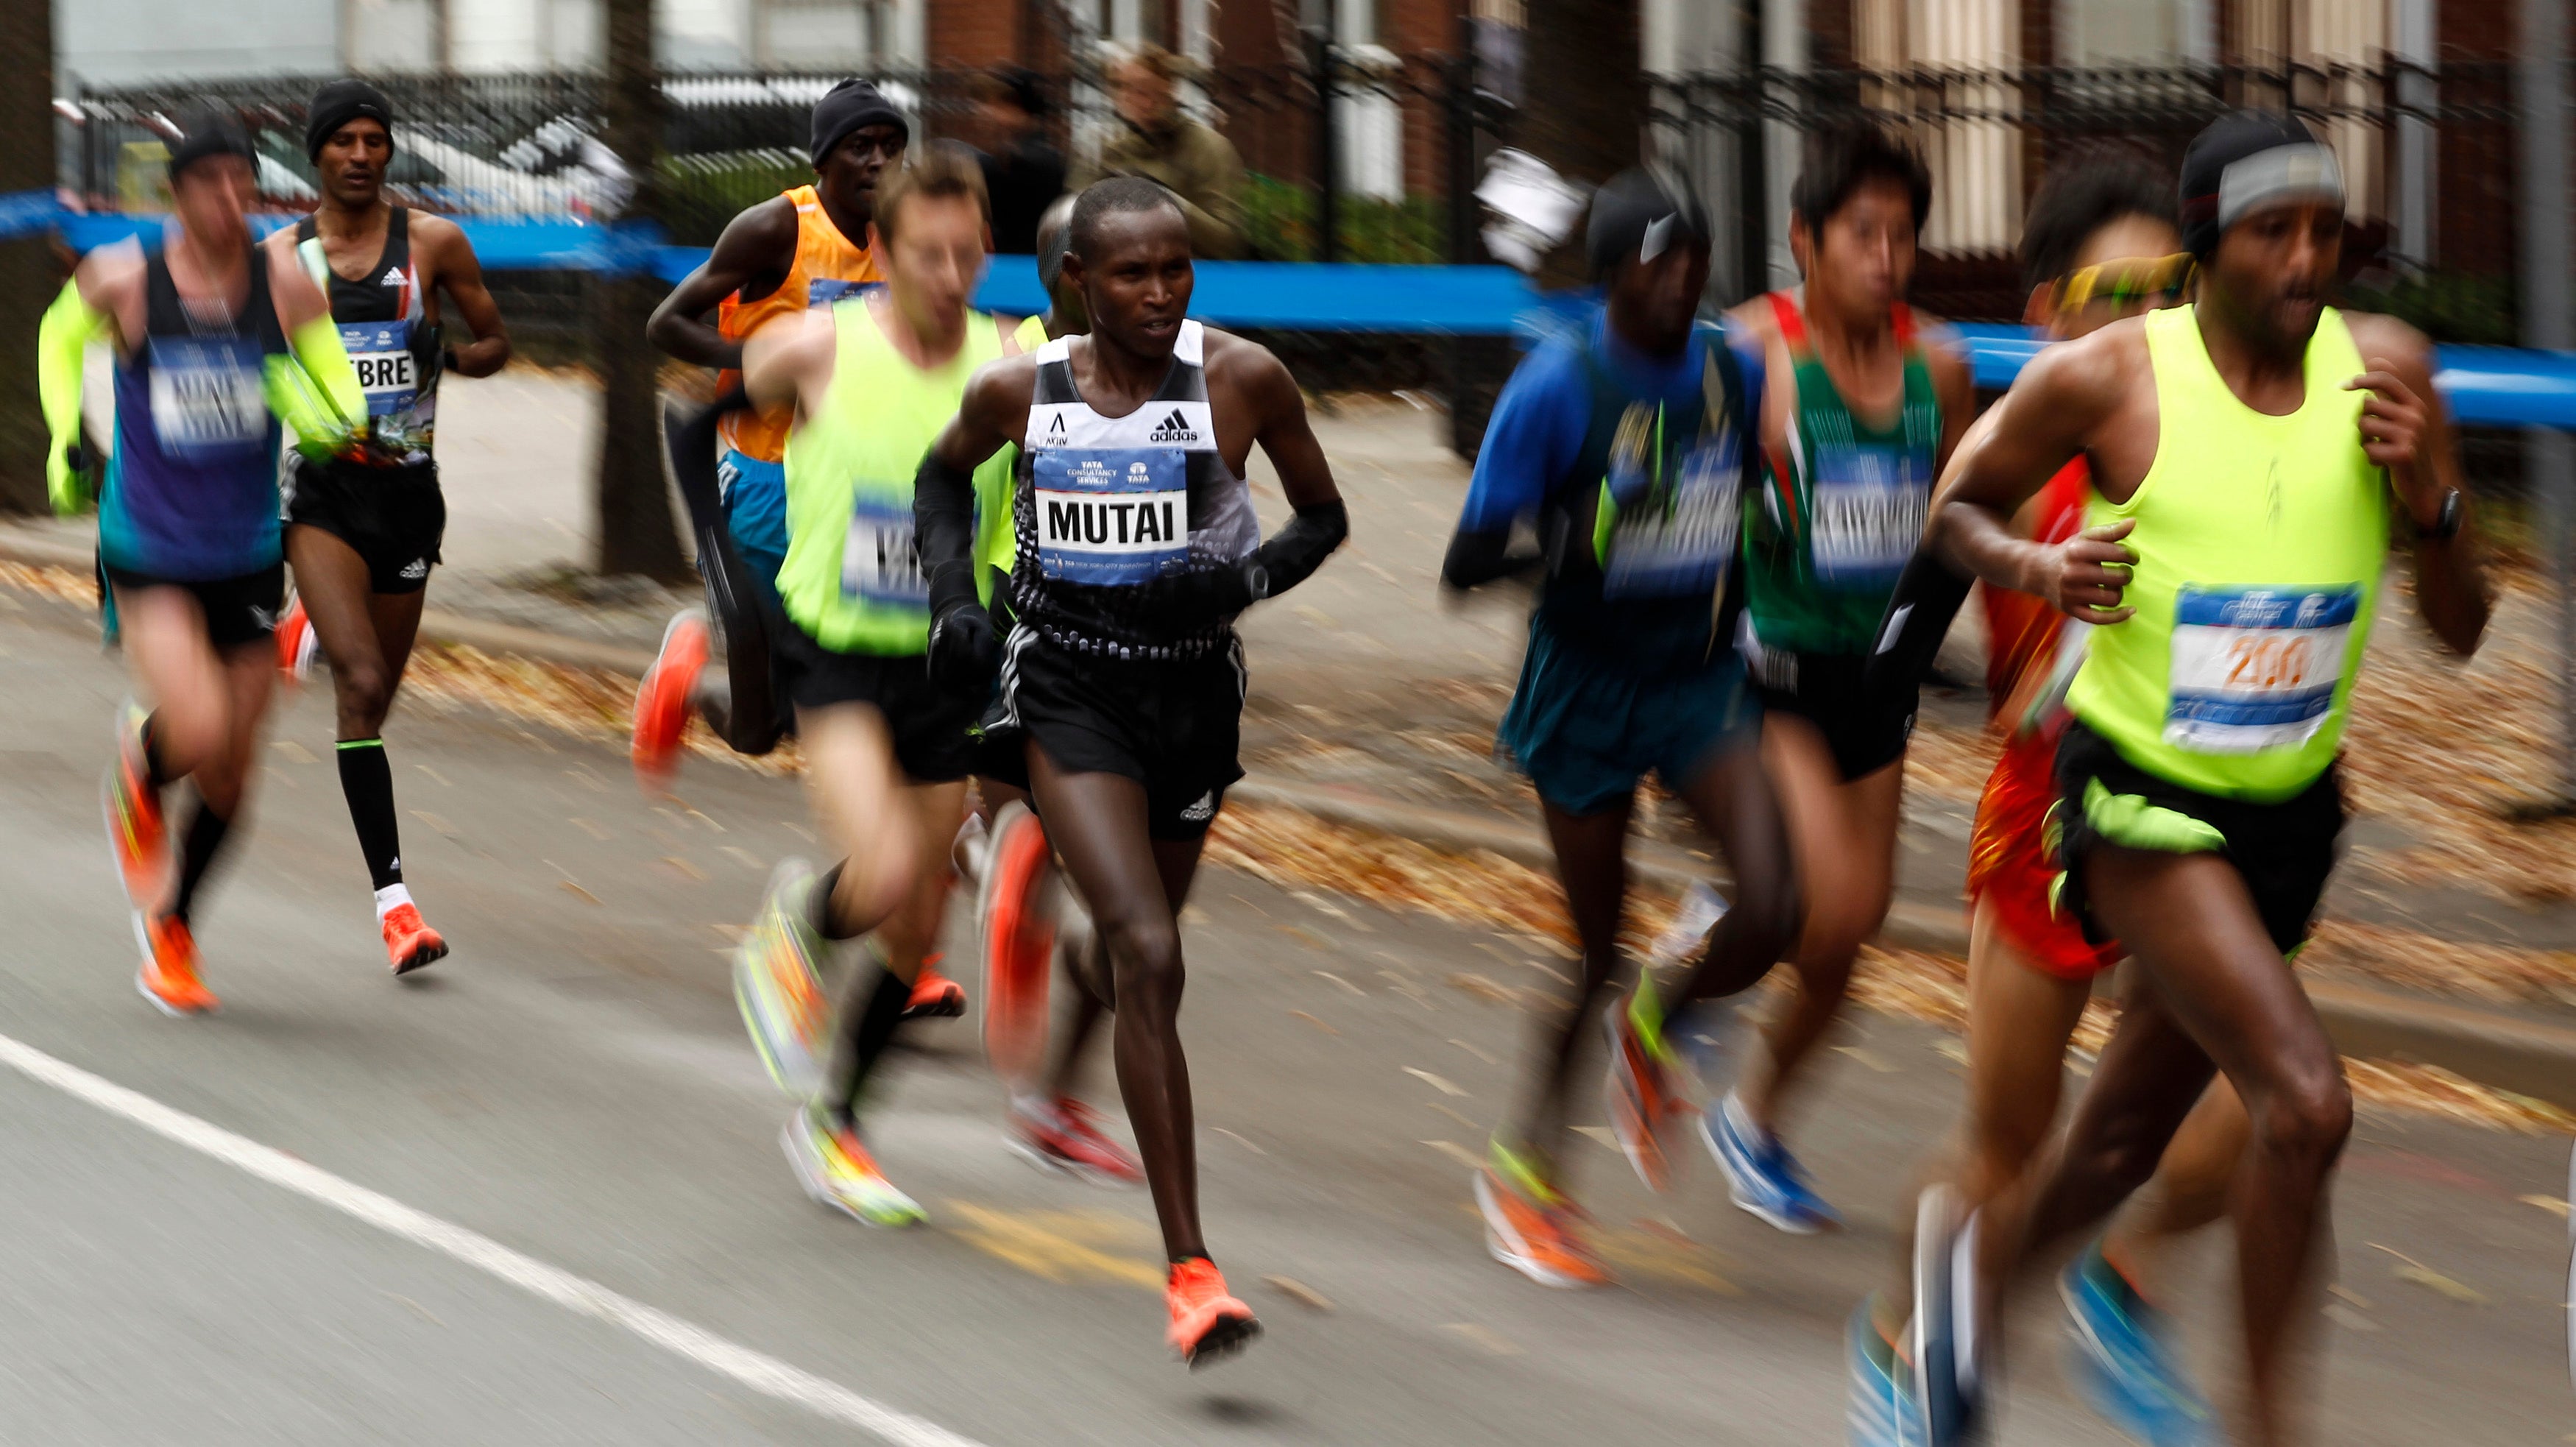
[[0, 1029, 991, 1447]]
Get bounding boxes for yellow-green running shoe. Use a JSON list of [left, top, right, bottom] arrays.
[[783, 1102, 926, 1228], [735, 858, 829, 1097]]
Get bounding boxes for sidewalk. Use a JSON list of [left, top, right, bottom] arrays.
[[10, 367, 2575, 1078]]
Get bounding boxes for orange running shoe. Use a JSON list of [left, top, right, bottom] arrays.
[[974, 802, 1056, 1083], [1165, 1257, 1259, 1368], [1475, 1142, 1610, 1289], [136, 914, 218, 1016], [631, 610, 711, 790], [275, 593, 320, 685], [382, 902, 449, 975], [1603, 985, 1688, 1193], [902, 955, 966, 1020], [104, 702, 166, 910]]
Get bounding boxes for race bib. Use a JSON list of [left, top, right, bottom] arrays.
[[1602, 434, 1740, 601], [339, 319, 417, 416], [146, 336, 266, 459], [1808, 445, 1928, 591], [2165, 585, 2360, 754], [841, 496, 927, 608], [1033, 448, 1189, 586]]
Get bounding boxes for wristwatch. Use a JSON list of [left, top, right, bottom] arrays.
[[2422, 487, 2463, 542]]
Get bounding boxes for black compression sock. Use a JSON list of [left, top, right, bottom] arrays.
[[813, 861, 860, 941], [335, 739, 405, 891], [824, 960, 913, 1125], [141, 712, 170, 788], [169, 791, 234, 924]]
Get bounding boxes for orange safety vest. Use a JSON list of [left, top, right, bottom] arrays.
[[715, 184, 882, 464]]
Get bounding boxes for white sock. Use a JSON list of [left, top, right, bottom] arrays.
[[374, 883, 414, 921]]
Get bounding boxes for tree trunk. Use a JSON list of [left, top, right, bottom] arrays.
[[1518, 0, 1643, 290], [592, 0, 687, 579], [0, 1, 55, 514]]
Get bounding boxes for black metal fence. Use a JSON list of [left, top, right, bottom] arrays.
[[61, 54, 2546, 341]]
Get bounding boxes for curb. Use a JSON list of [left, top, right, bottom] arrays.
[[0, 528, 662, 676], [13, 525, 2573, 1110], [1229, 779, 2576, 1111]]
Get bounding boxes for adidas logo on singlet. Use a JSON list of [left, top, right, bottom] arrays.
[[381, 267, 406, 286], [1147, 409, 1199, 445]]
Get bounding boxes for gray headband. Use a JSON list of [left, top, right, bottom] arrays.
[[2215, 144, 2345, 231]]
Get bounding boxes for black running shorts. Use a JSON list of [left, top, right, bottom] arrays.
[[103, 562, 286, 654], [774, 623, 982, 784], [2052, 718, 2345, 958], [1747, 645, 1917, 782], [994, 624, 1246, 840], [283, 457, 446, 595]]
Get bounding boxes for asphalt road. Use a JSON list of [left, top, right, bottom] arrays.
[[0, 600, 2569, 1446]]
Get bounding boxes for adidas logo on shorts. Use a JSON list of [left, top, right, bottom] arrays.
[[1179, 791, 1216, 823], [1147, 408, 1200, 445], [399, 559, 429, 580]]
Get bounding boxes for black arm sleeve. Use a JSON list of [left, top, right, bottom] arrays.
[[913, 448, 983, 620], [1860, 545, 1975, 704], [1245, 498, 1348, 600], [1440, 525, 1543, 590]]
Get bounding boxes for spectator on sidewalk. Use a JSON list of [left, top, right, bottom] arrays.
[[975, 67, 1066, 255], [1071, 43, 1249, 260]]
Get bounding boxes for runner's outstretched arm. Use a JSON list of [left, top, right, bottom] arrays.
[[37, 280, 114, 513], [1933, 331, 2134, 623], [2343, 317, 2491, 655], [646, 199, 798, 368], [915, 355, 1034, 690], [1863, 405, 2005, 702], [416, 215, 512, 377]]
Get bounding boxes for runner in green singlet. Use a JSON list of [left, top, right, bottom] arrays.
[[1910, 112, 2493, 1447], [1710, 126, 1974, 1231], [723, 144, 1028, 1228]]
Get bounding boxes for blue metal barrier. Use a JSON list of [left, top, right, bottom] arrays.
[[29, 199, 2576, 429]]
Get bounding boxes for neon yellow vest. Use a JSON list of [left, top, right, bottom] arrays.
[[2066, 305, 2387, 800], [778, 301, 1013, 654]]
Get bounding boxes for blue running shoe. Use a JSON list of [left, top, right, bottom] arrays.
[[1847, 1298, 1924, 1447], [2061, 1242, 2215, 1446], [1701, 1089, 1841, 1234], [1911, 1184, 1988, 1446]]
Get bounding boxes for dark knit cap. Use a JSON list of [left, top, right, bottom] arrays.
[[305, 79, 396, 161], [166, 105, 258, 183], [811, 79, 909, 167]]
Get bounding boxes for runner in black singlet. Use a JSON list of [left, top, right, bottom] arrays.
[[267, 79, 511, 975], [915, 179, 1348, 1368]]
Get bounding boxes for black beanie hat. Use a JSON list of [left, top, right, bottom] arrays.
[[811, 79, 909, 167], [166, 105, 258, 183], [305, 79, 396, 161], [1585, 167, 1711, 280], [2178, 110, 2345, 257]]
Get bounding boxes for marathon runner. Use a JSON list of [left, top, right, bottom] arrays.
[[40, 107, 367, 1014], [722, 144, 1027, 1226], [1439, 170, 1798, 1287], [915, 177, 1349, 1365], [1845, 157, 2243, 1446], [267, 79, 512, 975], [632, 77, 906, 774], [1911, 112, 2492, 1446], [963, 191, 1146, 1184], [1714, 125, 1975, 1231]]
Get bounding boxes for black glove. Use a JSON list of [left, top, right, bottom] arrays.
[[927, 601, 1000, 696], [1141, 561, 1260, 621]]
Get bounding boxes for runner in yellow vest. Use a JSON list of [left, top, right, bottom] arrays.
[[723, 145, 1026, 1228], [1910, 112, 2493, 1447]]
